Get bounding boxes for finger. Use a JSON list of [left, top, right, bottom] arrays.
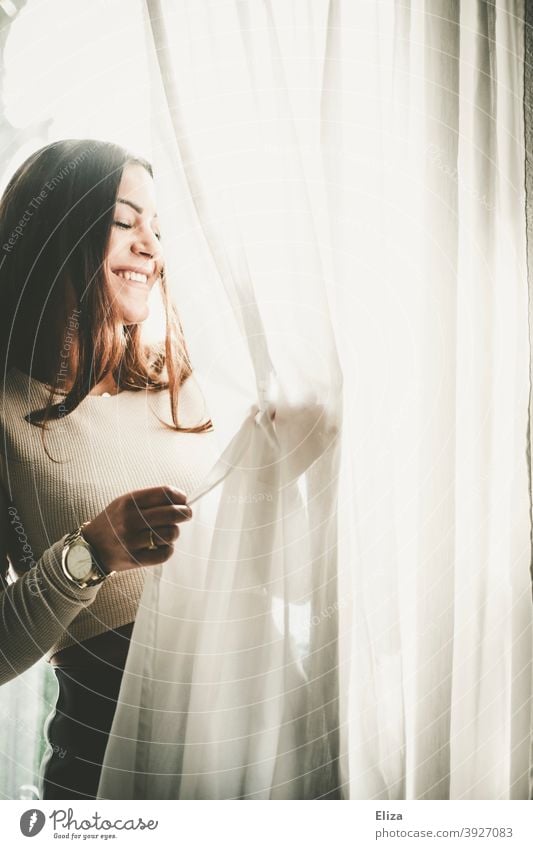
[[125, 486, 189, 511], [129, 504, 193, 532], [131, 543, 175, 566], [137, 524, 181, 549]]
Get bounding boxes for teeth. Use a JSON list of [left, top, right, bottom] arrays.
[[115, 270, 148, 284]]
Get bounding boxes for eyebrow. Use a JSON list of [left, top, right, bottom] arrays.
[[116, 197, 159, 219]]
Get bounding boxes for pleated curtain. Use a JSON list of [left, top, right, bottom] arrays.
[[97, 0, 532, 800]]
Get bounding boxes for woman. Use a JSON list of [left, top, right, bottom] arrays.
[[0, 139, 217, 799]]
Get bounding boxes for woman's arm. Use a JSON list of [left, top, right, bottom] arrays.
[[0, 479, 102, 687]]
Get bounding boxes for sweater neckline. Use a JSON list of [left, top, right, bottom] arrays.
[[11, 366, 125, 401]]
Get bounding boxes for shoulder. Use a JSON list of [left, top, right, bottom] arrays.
[[1, 366, 43, 412]]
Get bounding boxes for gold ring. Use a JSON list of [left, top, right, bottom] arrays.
[[147, 529, 158, 550]]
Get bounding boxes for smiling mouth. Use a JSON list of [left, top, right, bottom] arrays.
[[111, 269, 153, 292], [113, 269, 150, 285]]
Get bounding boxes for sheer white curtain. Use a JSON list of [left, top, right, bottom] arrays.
[[96, 0, 532, 800], [98, 0, 345, 801]]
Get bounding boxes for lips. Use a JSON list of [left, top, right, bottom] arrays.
[[111, 267, 157, 292], [113, 268, 150, 283]]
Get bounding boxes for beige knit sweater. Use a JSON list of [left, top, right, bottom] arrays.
[[0, 365, 218, 685]]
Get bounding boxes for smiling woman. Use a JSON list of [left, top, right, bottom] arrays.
[[0, 138, 217, 798]]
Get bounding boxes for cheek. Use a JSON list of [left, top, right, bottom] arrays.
[[105, 272, 120, 301], [105, 231, 123, 264], [104, 234, 125, 294]]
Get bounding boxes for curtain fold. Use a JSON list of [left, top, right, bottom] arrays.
[[95, 0, 532, 800], [97, 0, 345, 800], [523, 0, 533, 802]]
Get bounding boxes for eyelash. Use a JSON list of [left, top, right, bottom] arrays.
[[113, 221, 162, 241]]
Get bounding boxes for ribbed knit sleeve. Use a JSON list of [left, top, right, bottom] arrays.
[[0, 477, 101, 686], [0, 367, 219, 664]]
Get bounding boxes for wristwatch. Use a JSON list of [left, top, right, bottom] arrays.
[[61, 522, 113, 588]]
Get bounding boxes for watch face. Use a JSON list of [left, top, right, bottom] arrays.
[[66, 543, 94, 580]]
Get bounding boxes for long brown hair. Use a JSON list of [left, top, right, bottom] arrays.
[[0, 139, 212, 453]]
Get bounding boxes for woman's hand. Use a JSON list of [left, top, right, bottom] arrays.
[[81, 486, 192, 574]]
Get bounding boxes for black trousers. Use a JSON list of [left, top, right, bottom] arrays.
[[39, 663, 126, 800]]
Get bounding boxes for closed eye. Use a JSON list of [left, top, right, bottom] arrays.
[[113, 220, 161, 240]]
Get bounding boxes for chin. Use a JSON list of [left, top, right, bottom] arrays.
[[119, 299, 150, 324]]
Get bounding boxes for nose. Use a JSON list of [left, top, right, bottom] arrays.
[[131, 228, 161, 264]]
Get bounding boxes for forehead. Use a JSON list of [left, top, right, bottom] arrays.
[[116, 163, 157, 214]]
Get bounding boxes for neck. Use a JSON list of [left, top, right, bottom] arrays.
[[89, 373, 120, 396]]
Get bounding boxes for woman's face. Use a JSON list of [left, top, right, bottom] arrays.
[[105, 163, 163, 324]]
